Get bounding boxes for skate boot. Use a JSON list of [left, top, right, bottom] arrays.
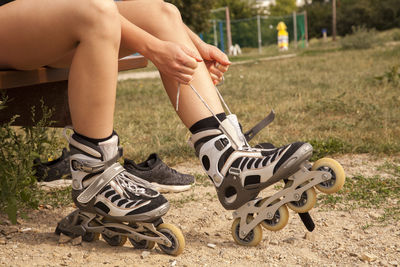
[[55, 130, 185, 256], [186, 83, 345, 247], [191, 115, 345, 246], [191, 114, 314, 210]]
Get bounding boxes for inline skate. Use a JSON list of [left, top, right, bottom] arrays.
[[187, 84, 345, 246], [55, 129, 185, 256]]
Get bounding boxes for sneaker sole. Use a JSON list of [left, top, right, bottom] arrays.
[[151, 182, 193, 193], [38, 179, 72, 190]]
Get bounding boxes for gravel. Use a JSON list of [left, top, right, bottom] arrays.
[[0, 154, 399, 267]]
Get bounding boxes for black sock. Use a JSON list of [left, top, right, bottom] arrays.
[[189, 113, 226, 134], [73, 130, 116, 145]]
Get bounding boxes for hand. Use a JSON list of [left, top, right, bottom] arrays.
[[149, 41, 203, 84], [196, 42, 231, 85]]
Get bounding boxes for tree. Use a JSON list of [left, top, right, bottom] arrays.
[[269, 0, 297, 16], [337, 0, 400, 34], [212, 0, 259, 20], [165, 0, 214, 33], [301, 0, 400, 39], [300, 1, 331, 38]]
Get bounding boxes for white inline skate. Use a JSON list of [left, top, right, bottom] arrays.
[[55, 129, 185, 256], [187, 84, 346, 246]]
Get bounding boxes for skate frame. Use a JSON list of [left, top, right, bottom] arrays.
[[81, 212, 173, 247], [60, 210, 173, 247], [232, 161, 332, 239]]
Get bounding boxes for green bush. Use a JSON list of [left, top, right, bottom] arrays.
[[375, 65, 400, 85], [0, 98, 59, 224], [392, 30, 400, 41], [340, 26, 377, 50]]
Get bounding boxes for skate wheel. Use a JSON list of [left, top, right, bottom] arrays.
[[129, 237, 156, 250], [257, 199, 289, 231], [287, 187, 317, 213], [157, 223, 185, 256], [82, 220, 101, 242], [231, 216, 263, 246], [82, 232, 100, 242], [312, 158, 345, 194], [102, 234, 127, 246]]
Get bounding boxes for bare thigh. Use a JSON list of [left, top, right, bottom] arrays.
[[50, 0, 182, 68], [0, 0, 92, 70], [0, 0, 173, 69]]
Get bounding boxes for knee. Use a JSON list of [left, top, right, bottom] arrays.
[[76, 0, 121, 43], [158, 1, 183, 24]]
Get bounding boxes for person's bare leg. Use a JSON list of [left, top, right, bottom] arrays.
[[116, 0, 224, 128], [0, 0, 120, 139]]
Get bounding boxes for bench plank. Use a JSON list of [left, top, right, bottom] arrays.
[[0, 55, 148, 90], [0, 56, 148, 127]]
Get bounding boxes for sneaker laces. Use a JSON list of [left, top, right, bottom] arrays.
[[159, 163, 178, 174]]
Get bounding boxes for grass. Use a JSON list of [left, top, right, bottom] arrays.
[[112, 30, 400, 226], [9, 30, 399, 225], [37, 187, 72, 208], [115, 35, 400, 163]]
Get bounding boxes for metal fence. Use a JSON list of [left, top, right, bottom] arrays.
[[201, 12, 308, 53]]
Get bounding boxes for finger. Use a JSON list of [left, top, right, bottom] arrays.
[[209, 65, 224, 78], [212, 77, 223, 85], [210, 73, 219, 82], [210, 73, 224, 85], [176, 77, 190, 85], [205, 60, 214, 69], [214, 75, 224, 85], [181, 55, 198, 69], [181, 45, 203, 63], [176, 72, 193, 84], [178, 65, 196, 76], [216, 63, 229, 73], [210, 48, 231, 65]]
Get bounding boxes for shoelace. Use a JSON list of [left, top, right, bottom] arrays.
[[159, 163, 178, 174], [114, 172, 157, 198], [114, 173, 159, 198]]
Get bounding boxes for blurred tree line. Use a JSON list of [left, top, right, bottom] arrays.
[[301, 0, 400, 38], [165, 0, 259, 33], [166, 0, 400, 40]]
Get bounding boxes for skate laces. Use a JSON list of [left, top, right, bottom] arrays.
[[115, 172, 158, 198], [177, 82, 257, 150]]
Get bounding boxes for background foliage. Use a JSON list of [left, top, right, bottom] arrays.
[[268, 0, 297, 16], [165, 0, 214, 32], [0, 100, 60, 223], [168, 0, 400, 42], [301, 0, 400, 39], [166, 0, 259, 33]]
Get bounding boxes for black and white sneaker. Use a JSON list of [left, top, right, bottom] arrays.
[[124, 153, 195, 193]]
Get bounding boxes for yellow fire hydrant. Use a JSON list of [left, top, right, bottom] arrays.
[[277, 21, 289, 51]]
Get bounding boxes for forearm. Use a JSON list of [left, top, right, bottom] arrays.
[[184, 24, 204, 50], [119, 14, 161, 59]]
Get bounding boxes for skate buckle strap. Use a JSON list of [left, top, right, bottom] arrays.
[[72, 154, 120, 174], [229, 167, 241, 176], [244, 110, 275, 142], [77, 162, 125, 204]]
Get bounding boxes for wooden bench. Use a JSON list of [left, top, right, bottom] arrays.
[[0, 55, 148, 127]]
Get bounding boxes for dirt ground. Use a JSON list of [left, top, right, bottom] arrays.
[[0, 154, 399, 267]]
